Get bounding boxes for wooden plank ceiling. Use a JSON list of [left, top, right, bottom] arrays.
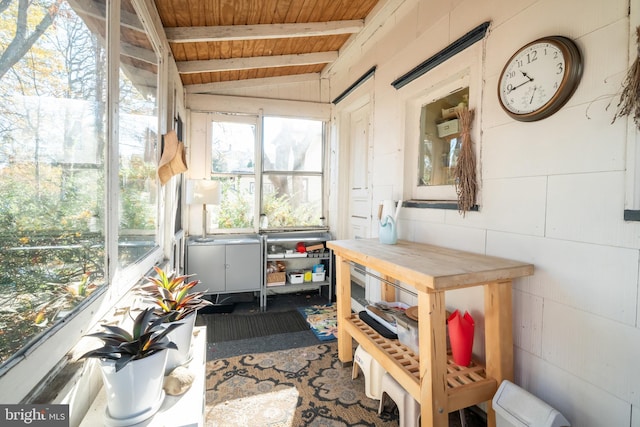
[[153, 0, 382, 89]]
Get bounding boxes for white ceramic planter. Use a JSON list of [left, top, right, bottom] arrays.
[[165, 312, 196, 373], [100, 349, 168, 426]]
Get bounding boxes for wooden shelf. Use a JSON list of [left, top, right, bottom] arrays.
[[347, 315, 497, 412]]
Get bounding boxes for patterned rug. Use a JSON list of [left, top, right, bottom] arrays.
[[205, 342, 398, 426], [297, 303, 337, 341]]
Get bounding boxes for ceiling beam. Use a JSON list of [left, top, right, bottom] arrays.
[[185, 73, 320, 94], [164, 20, 364, 43], [69, 0, 144, 32], [177, 52, 338, 74], [120, 42, 157, 65]]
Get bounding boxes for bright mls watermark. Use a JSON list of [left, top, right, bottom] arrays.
[[0, 405, 68, 426]]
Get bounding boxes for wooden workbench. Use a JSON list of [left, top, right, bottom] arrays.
[[326, 239, 534, 427]]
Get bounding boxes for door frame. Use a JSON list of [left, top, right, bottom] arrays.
[[334, 82, 374, 240], [332, 79, 375, 312]]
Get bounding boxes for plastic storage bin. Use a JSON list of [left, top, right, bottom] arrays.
[[312, 272, 326, 282], [287, 271, 304, 284], [394, 312, 419, 355]]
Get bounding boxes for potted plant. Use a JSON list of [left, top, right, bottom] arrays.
[[142, 266, 212, 372], [80, 307, 180, 424], [34, 272, 100, 327], [142, 266, 192, 295]]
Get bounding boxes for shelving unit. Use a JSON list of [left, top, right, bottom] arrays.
[[262, 231, 333, 309], [327, 238, 534, 427]]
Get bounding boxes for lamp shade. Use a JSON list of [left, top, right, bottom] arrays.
[[186, 180, 221, 205]]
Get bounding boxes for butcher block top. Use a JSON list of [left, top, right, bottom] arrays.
[[327, 239, 534, 293]]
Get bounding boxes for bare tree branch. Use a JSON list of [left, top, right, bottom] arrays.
[[0, 0, 62, 80], [0, 0, 13, 15]]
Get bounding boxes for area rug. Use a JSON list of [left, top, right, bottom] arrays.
[[201, 311, 310, 343], [205, 342, 398, 426], [297, 303, 337, 341]]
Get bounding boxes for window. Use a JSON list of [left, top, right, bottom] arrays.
[[0, 0, 107, 366], [262, 117, 324, 228], [419, 88, 469, 188], [118, 2, 159, 265], [208, 115, 325, 231], [403, 43, 482, 202], [624, 130, 640, 221], [0, 0, 163, 395], [210, 115, 258, 231]]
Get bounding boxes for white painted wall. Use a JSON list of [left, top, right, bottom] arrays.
[[323, 0, 640, 424], [180, 0, 640, 423]]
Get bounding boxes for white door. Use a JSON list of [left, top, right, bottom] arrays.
[[348, 103, 372, 240], [345, 102, 373, 311]]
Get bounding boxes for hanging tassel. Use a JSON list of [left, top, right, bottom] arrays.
[[454, 107, 477, 216], [612, 26, 640, 130]]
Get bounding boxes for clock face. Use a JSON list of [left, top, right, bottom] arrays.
[[498, 36, 582, 121]]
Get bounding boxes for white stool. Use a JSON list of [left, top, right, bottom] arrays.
[[378, 372, 420, 427], [352, 345, 385, 399]]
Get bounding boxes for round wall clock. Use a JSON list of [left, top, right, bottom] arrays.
[[498, 36, 583, 122]]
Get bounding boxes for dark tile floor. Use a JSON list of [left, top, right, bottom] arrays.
[[202, 288, 332, 314], [198, 289, 329, 360]]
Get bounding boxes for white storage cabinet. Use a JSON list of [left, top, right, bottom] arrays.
[[186, 235, 262, 300]]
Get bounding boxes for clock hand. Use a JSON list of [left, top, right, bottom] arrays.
[[508, 79, 533, 94], [529, 86, 537, 104], [521, 70, 534, 82], [507, 71, 535, 94]]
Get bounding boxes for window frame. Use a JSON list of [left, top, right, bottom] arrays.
[[624, 5, 640, 221], [261, 115, 326, 231], [0, 0, 167, 402], [208, 112, 262, 234], [402, 43, 483, 202], [192, 98, 331, 236]]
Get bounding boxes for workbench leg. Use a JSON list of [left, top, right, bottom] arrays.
[[484, 280, 514, 427], [335, 255, 353, 365], [381, 275, 396, 302], [419, 290, 449, 427]]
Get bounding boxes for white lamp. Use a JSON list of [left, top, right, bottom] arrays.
[[186, 179, 221, 242]]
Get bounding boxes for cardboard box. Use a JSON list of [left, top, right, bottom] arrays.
[[306, 243, 324, 252], [266, 272, 285, 286]]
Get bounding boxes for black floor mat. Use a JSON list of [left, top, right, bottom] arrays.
[[200, 310, 310, 343]]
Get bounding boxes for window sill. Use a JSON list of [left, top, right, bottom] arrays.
[[404, 200, 479, 212]]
